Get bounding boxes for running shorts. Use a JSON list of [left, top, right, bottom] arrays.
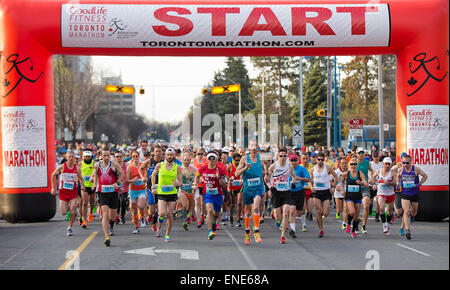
[[271, 188, 292, 208], [312, 189, 332, 202], [157, 194, 178, 203], [129, 189, 147, 201], [379, 194, 395, 204], [83, 187, 95, 195], [98, 192, 119, 209], [59, 190, 78, 203], [204, 194, 223, 213], [243, 190, 264, 206], [290, 189, 305, 211], [369, 187, 377, 199], [304, 189, 312, 201], [401, 194, 418, 203]]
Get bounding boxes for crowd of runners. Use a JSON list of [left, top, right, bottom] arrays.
[[51, 139, 428, 247]]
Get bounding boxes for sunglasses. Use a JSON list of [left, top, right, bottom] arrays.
[[197, 153, 204, 155], [132, 155, 139, 158], [350, 163, 358, 166], [115, 155, 123, 158], [279, 155, 287, 158], [290, 159, 298, 162], [402, 162, 410, 164], [208, 157, 217, 160], [317, 158, 324, 161], [234, 159, 241, 162]]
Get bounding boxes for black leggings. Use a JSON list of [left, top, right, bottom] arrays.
[[119, 192, 129, 218]]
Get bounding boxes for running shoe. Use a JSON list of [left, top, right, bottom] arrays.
[[399, 228, 405, 236], [120, 216, 126, 225], [156, 230, 161, 238], [318, 230, 324, 238], [351, 232, 357, 238], [104, 237, 111, 247], [383, 224, 388, 234], [260, 217, 265, 224], [186, 216, 191, 225], [236, 220, 242, 228], [342, 223, 347, 230], [280, 236, 286, 244], [361, 225, 368, 234], [152, 224, 157, 232], [275, 219, 281, 229], [289, 229, 297, 239], [164, 235, 171, 242], [147, 216, 152, 224], [216, 224, 220, 231], [183, 222, 189, 231], [302, 225, 307, 232], [66, 227, 73, 236], [254, 232, 262, 243], [386, 224, 391, 236], [410, 216, 415, 223], [88, 213, 94, 223], [140, 218, 146, 228], [244, 232, 251, 245], [345, 224, 351, 234], [336, 213, 341, 220], [406, 231, 412, 240], [191, 215, 196, 222], [197, 221, 202, 228], [201, 215, 205, 226], [78, 217, 83, 226], [109, 228, 114, 236], [208, 231, 216, 240], [133, 227, 141, 234], [81, 220, 87, 229]]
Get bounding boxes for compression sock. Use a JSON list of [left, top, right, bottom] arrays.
[[381, 214, 386, 223], [253, 214, 260, 231], [244, 216, 251, 232], [387, 214, 392, 223]]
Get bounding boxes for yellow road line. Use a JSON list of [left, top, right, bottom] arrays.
[[58, 231, 98, 270]]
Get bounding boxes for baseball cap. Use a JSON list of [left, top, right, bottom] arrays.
[[83, 150, 93, 157], [289, 153, 298, 160], [383, 157, 392, 164], [166, 148, 176, 154], [310, 152, 317, 157], [222, 147, 230, 153], [400, 152, 408, 158], [357, 147, 364, 153], [301, 146, 306, 152], [206, 152, 218, 159]]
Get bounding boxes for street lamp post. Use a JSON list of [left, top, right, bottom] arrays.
[[338, 65, 344, 148]]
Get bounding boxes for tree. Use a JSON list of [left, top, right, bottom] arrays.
[[53, 56, 105, 141]]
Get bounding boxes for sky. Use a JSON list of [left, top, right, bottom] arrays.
[[92, 56, 258, 124]]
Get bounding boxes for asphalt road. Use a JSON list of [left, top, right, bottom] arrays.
[[0, 204, 448, 271]]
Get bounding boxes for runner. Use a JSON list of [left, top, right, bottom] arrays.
[[227, 153, 243, 227], [51, 151, 84, 237], [193, 152, 228, 240], [342, 156, 368, 238], [372, 157, 396, 235], [151, 148, 182, 242], [234, 140, 266, 245], [356, 147, 373, 235], [300, 152, 314, 228], [370, 151, 383, 222], [288, 153, 311, 239], [79, 149, 95, 228], [91, 148, 124, 246], [265, 147, 303, 244], [127, 151, 147, 234], [137, 140, 149, 163], [193, 147, 207, 228], [178, 152, 197, 231], [220, 151, 231, 226], [139, 145, 163, 231], [115, 150, 129, 225], [310, 152, 339, 238], [396, 154, 428, 240], [391, 152, 407, 235], [334, 157, 348, 225]]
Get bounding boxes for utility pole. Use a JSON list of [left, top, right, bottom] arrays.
[[327, 60, 332, 148], [378, 55, 384, 149]]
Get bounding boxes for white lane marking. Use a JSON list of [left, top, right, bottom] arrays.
[[125, 247, 199, 260], [395, 243, 431, 257], [223, 228, 258, 270]]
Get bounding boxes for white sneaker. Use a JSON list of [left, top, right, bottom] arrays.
[[140, 218, 146, 228], [66, 227, 73, 236], [133, 227, 141, 234], [383, 224, 388, 234]]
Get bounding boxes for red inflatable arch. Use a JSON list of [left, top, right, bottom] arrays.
[[0, 0, 448, 222]]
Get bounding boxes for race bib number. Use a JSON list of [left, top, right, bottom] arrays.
[[247, 178, 261, 187], [314, 182, 326, 188], [232, 179, 243, 186], [101, 185, 115, 193], [206, 187, 219, 195], [83, 176, 91, 182], [62, 181, 74, 190], [182, 184, 193, 191], [133, 180, 144, 186], [403, 181, 415, 188], [348, 185, 360, 192], [161, 185, 174, 192], [276, 182, 289, 190]]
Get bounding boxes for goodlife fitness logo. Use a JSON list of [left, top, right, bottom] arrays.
[[61, 3, 390, 48], [407, 108, 447, 132]]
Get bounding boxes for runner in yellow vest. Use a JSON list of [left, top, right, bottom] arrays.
[[79, 149, 96, 227], [151, 148, 182, 242]]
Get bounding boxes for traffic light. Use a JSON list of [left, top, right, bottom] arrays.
[[317, 109, 327, 117], [201, 88, 209, 95], [105, 85, 135, 94]]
